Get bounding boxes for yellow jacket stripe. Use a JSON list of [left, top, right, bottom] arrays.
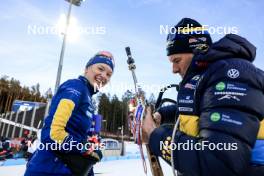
[[257, 120, 264, 139], [50, 99, 75, 144], [179, 114, 199, 137], [179, 114, 264, 139]]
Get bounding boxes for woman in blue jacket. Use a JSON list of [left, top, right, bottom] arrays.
[[24, 51, 114, 176]]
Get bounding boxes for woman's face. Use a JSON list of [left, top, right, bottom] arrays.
[[85, 63, 113, 89]]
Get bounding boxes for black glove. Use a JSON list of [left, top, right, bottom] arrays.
[[157, 105, 178, 125], [81, 135, 103, 162]]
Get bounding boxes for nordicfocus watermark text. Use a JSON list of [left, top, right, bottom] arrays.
[[93, 82, 175, 94], [160, 140, 238, 151], [160, 24, 239, 35], [27, 24, 106, 35], [31, 141, 105, 151]]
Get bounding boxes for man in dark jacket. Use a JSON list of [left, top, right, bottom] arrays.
[[143, 18, 264, 176]]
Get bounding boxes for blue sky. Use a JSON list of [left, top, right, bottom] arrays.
[[0, 0, 263, 99]]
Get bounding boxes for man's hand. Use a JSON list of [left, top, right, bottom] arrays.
[[142, 107, 157, 144], [153, 112, 162, 127]]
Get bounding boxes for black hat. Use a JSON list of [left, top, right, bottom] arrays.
[[166, 18, 212, 56]]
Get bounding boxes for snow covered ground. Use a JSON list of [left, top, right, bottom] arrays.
[[0, 142, 174, 176]]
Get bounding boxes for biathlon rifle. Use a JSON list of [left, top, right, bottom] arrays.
[[125, 47, 164, 176]]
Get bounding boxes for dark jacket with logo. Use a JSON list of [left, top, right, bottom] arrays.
[[149, 34, 264, 176]]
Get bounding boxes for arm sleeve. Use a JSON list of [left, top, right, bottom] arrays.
[[199, 78, 263, 147], [149, 125, 200, 175], [50, 98, 76, 144], [49, 80, 87, 153]]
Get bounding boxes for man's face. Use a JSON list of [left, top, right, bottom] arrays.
[[168, 53, 194, 78], [85, 63, 113, 88]]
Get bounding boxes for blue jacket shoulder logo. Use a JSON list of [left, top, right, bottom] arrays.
[[227, 69, 240, 79]]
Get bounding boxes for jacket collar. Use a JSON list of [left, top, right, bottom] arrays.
[[78, 75, 98, 96], [181, 34, 256, 84]]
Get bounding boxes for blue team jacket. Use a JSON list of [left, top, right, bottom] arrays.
[[24, 76, 97, 175]]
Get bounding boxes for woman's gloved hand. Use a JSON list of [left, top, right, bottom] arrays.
[[81, 135, 103, 162]]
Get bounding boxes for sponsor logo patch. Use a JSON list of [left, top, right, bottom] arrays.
[[179, 99, 194, 104], [215, 82, 247, 92], [215, 82, 226, 91], [214, 91, 246, 96], [221, 114, 242, 125], [218, 94, 240, 101], [184, 83, 196, 90], [227, 69, 240, 79], [191, 75, 200, 81], [66, 88, 81, 97], [210, 112, 221, 122], [178, 107, 193, 112]]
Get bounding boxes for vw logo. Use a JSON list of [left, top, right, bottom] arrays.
[[227, 69, 240, 79]]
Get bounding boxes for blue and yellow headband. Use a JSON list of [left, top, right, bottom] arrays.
[[86, 51, 115, 72]]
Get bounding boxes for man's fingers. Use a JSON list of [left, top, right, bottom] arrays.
[[153, 112, 161, 120], [146, 106, 152, 114], [142, 106, 157, 144], [153, 112, 161, 126]]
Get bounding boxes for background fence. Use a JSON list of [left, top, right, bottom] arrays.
[[0, 103, 49, 138]]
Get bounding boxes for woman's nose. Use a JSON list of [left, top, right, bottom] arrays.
[[101, 71, 109, 81]]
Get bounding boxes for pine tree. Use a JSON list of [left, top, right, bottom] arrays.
[[98, 93, 111, 131], [0, 76, 47, 113]]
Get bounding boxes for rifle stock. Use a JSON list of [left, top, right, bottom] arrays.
[[146, 144, 164, 176]]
